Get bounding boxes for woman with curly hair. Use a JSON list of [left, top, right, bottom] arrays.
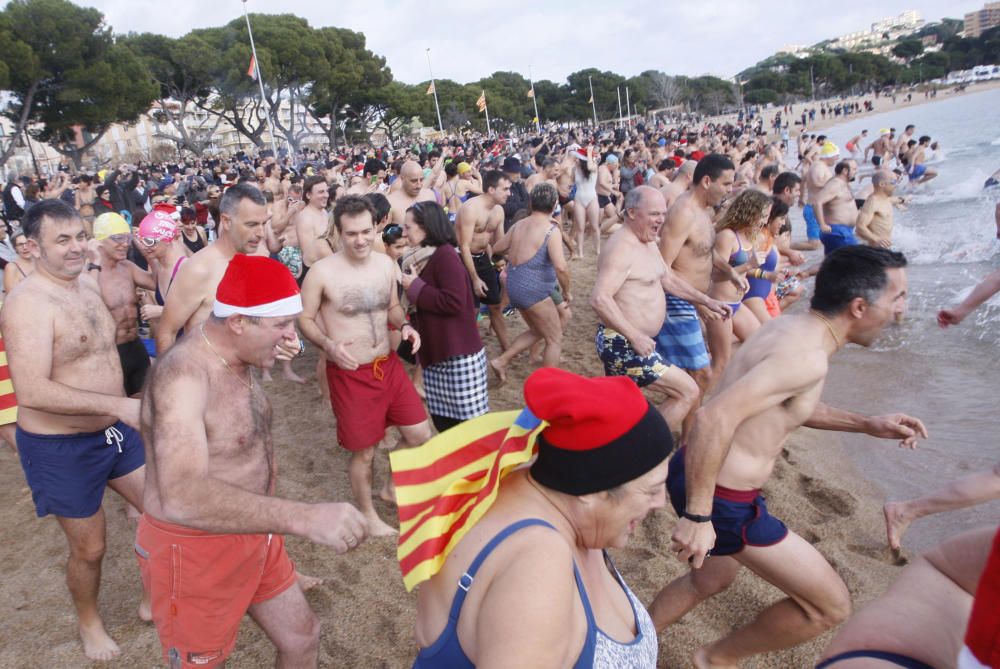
[[705, 188, 772, 384]]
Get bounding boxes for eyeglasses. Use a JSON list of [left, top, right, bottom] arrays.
[[138, 236, 159, 248], [14, 242, 28, 248], [108, 233, 131, 244]]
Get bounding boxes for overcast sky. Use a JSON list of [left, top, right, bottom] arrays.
[[82, 0, 978, 84]]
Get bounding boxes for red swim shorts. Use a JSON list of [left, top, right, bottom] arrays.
[[135, 514, 297, 668], [326, 351, 426, 451]]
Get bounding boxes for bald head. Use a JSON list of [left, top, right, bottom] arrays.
[[676, 160, 697, 181], [400, 160, 424, 197]]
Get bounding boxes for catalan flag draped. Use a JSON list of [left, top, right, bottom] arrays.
[[390, 408, 546, 591], [476, 91, 487, 113], [0, 312, 18, 426], [426, 82, 436, 96]]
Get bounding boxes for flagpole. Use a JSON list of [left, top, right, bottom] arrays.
[[616, 87, 623, 128], [529, 65, 540, 133], [625, 86, 631, 127], [588, 76, 597, 127], [426, 48, 444, 133], [484, 98, 492, 138], [242, 0, 279, 159]]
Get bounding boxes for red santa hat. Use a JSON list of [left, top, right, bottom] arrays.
[[213, 255, 302, 319]]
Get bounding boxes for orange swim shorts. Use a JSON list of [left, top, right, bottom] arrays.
[[326, 351, 426, 451], [135, 514, 297, 668]]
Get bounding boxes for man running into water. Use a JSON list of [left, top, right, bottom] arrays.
[[298, 195, 431, 536], [591, 185, 729, 433], [650, 246, 928, 668], [814, 159, 861, 255], [456, 170, 512, 350], [854, 170, 899, 249], [156, 184, 267, 353], [2, 199, 147, 662], [864, 129, 893, 167], [845, 130, 867, 159], [656, 154, 737, 397], [795, 142, 840, 251], [138, 255, 367, 668], [905, 136, 938, 184]]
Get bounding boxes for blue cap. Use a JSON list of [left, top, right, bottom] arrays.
[[658, 138, 667, 146]]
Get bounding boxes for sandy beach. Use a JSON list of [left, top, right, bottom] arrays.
[[0, 239, 919, 668]]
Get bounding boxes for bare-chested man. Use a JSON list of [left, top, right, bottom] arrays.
[[905, 135, 939, 185], [88, 213, 155, 397], [298, 195, 432, 536], [387, 160, 439, 228], [815, 159, 861, 255], [864, 128, 893, 167], [591, 185, 729, 433], [597, 153, 622, 232], [293, 176, 331, 285], [794, 142, 840, 251], [456, 170, 512, 350], [660, 160, 696, 210], [656, 155, 737, 398], [138, 254, 367, 668], [648, 158, 677, 193], [854, 170, 899, 248], [651, 246, 927, 668], [156, 184, 267, 353], [2, 199, 147, 662]]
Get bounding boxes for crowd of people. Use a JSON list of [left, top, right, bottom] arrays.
[[0, 105, 997, 669]]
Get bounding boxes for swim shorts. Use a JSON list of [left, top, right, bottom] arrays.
[[872, 156, 882, 167], [597, 193, 617, 209], [136, 514, 297, 669], [472, 251, 502, 306], [909, 164, 927, 181], [117, 337, 151, 396], [0, 331, 18, 426], [596, 324, 672, 388], [17, 421, 145, 518], [820, 224, 859, 256], [666, 447, 788, 555], [654, 295, 710, 371], [277, 245, 303, 283], [326, 352, 426, 451], [803, 205, 821, 240]]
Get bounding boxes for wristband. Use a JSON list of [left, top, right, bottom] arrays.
[[681, 510, 712, 523]]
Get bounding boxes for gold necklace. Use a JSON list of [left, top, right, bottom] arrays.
[[810, 311, 843, 350], [201, 325, 254, 391]]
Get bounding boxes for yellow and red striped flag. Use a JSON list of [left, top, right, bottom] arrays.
[[527, 88, 534, 98], [390, 408, 546, 591], [426, 82, 435, 96], [476, 91, 487, 113]]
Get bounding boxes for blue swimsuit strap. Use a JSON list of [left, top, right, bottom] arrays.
[[446, 518, 557, 622], [815, 649, 934, 669]]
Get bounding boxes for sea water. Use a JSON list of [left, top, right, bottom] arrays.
[[793, 87, 1000, 553]]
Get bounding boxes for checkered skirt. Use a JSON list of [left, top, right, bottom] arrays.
[[422, 348, 489, 420]]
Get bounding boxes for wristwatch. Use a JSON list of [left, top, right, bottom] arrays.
[[680, 510, 712, 523], [86, 263, 102, 272]]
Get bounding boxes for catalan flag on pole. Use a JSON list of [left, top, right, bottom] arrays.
[[527, 88, 535, 98], [476, 90, 487, 113], [390, 408, 546, 592], [247, 54, 257, 81], [426, 82, 435, 95]]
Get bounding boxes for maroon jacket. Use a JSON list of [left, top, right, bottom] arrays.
[[405, 244, 483, 367]]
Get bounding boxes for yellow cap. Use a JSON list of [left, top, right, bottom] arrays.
[[457, 162, 471, 175], [879, 128, 891, 136], [819, 142, 840, 158], [93, 212, 131, 240]]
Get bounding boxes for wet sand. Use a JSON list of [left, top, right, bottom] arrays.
[[0, 245, 916, 668]]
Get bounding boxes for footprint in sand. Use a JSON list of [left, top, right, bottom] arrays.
[[797, 474, 857, 517], [848, 543, 909, 566]]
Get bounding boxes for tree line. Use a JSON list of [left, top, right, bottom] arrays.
[[0, 0, 994, 169]]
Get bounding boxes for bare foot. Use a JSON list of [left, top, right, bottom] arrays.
[[883, 501, 913, 552], [365, 514, 399, 537], [489, 359, 507, 385], [296, 570, 324, 591], [79, 619, 121, 662], [282, 364, 307, 385], [693, 646, 738, 669]]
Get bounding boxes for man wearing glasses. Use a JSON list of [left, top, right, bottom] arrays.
[[87, 213, 156, 396]]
